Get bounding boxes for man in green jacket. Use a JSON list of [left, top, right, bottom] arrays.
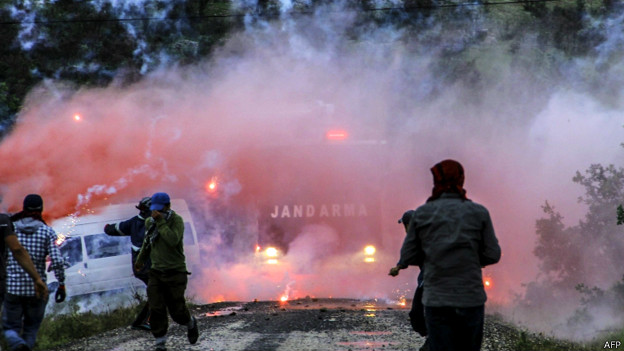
[[135, 192, 199, 351]]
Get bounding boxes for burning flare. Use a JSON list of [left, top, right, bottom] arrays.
[[483, 277, 493, 289], [205, 177, 218, 193]]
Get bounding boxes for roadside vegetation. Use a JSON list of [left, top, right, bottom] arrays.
[[34, 293, 145, 350], [513, 331, 591, 351]]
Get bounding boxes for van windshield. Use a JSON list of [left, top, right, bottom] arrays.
[[85, 233, 131, 259], [59, 237, 83, 268]]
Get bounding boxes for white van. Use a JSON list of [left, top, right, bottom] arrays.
[[46, 199, 201, 297]]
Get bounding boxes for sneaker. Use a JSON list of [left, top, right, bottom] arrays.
[[187, 316, 199, 344], [131, 323, 151, 331]]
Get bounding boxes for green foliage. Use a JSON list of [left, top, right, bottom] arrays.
[[32, 1, 139, 84], [0, 8, 37, 119], [574, 165, 624, 268], [532, 164, 624, 289], [569, 278, 624, 349], [533, 201, 583, 287], [35, 299, 140, 350], [519, 163, 624, 339], [33, 292, 202, 350], [587, 328, 624, 349], [0, 0, 619, 125], [513, 330, 591, 351]]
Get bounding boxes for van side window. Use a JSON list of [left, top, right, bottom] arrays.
[[183, 222, 195, 245], [59, 237, 83, 268], [85, 233, 131, 259]]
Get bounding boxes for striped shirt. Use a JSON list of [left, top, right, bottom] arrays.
[[6, 217, 65, 296]]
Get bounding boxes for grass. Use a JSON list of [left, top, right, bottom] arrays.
[[33, 290, 201, 351], [34, 293, 144, 350], [586, 329, 624, 350], [483, 313, 594, 351], [512, 330, 592, 351]]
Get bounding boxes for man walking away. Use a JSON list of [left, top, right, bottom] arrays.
[[3, 194, 66, 351], [104, 197, 152, 331], [0, 214, 47, 308], [135, 192, 199, 351], [391, 160, 501, 351]]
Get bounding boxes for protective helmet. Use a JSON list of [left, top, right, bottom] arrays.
[[136, 197, 152, 211]]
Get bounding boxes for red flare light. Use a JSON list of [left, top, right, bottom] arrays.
[[484, 277, 493, 289], [73, 114, 82, 122], [397, 297, 407, 307], [205, 177, 218, 193], [326, 129, 348, 141], [55, 233, 67, 246]]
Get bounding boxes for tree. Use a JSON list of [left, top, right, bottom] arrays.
[[533, 202, 584, 287], [534, 164, 624, 289]]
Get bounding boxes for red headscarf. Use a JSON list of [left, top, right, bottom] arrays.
[[427, 159, 469, 202]]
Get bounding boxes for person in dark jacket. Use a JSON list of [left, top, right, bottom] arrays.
[[104, 197, 152, 331], [390, 160, 501, 351]]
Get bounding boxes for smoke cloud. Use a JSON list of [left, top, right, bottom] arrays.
[[2, 1, 624, 339]]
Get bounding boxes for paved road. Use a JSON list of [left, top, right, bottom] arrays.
[[50, 298, 521, 351]]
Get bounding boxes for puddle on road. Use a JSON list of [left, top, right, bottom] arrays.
[[336, 340, 400, 348], [349, 331, 393, 336], [278, 298, 408, 312], [334, 331, 399, 350], [204, 304, 245, 317]]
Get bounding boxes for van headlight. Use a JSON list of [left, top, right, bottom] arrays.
[[364, 245, 376, 263]]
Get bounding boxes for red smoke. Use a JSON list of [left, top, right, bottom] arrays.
[[0, 17, 621, 313]]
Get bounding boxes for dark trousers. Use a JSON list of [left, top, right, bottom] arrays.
[[132, 250, 150, 284], [409, 271, 427, 337], [409, 285, 427, 336], [131, 251, 150, 326], [424, 305, 484, 351], [147, 269, 191, 338]]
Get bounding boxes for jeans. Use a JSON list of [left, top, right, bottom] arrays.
[[2, 293, 49, 350], [424, 305, 484, 351]]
